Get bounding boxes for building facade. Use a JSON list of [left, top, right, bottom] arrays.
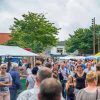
[[45, 41, 67, 58]]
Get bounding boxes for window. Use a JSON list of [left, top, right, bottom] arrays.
[[57, 48, 63, 53]]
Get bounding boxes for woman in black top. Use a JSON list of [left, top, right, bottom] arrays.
[[74, 65, 86, 94]]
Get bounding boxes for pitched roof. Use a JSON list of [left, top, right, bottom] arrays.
[[0, 33, 11, 44], [57, 41, 66, 46]]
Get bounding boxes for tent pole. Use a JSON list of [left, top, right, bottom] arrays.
[[33, 56, 35, 67]]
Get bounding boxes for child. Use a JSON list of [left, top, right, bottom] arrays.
[[66, 75, 75, 100]]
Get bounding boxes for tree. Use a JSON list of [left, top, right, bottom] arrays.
[[66, 25, 100, 54], [6, 12, 59, 53]]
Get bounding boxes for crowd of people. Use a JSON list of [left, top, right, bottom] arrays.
[[0, 58, 100, 100]]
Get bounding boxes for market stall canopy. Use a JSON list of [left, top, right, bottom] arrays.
[[94, 52, 100, 60], [0, 45, 38, 56], [59, 56, 85, 60], [95, 52, 100, 56], [85, 56, 95, 60]]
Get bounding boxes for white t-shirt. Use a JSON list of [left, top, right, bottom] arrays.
[[17, 84, 39, 100], [26, 68, 32, 75], [26, 74, 35, 89]]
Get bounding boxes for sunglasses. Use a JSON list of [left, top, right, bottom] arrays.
[[1, 67, 7, 69]]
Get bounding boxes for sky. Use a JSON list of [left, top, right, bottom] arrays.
[[0, 0, 100, 41]]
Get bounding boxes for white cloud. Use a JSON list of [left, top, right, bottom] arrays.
[[0, 0, 100, 41]]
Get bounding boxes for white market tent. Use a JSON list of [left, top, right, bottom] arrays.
[[59, 56, 85, 60], [0, 45, 38, 57]]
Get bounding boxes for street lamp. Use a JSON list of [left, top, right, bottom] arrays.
[[97, 31, 100, 52], [92, 17, 96, 55]]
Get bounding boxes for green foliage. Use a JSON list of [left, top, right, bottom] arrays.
[[66, 25, 100, 54], [65, 25, 100, 54], [6, 12, 59, 53]]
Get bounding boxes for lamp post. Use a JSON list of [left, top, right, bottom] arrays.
[[92, 17, 96, 55], [97, 31, 100, 52]]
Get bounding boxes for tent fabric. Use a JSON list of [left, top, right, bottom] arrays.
[[0, 45, 38, 56], [59, 56, 85, 60], [95, 52, 100, 56], [85, 56, 96, 60]]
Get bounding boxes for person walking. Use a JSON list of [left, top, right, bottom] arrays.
[[74, 65, 86, 94], [0, 64, 12, 100], [17, 67, 52, 100], [9, 63, 22, 100], [38, 78, 62, 100], [26, 67, 38, 89], [66, 75, 75, 100], [76, 71, 100, 100]]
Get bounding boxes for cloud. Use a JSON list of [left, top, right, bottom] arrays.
[[0, 0, 100, 41]]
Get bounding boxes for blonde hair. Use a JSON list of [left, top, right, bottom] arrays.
[[0, 63, 7, 68], [35, 60, 42, 66], [11, 63, 18, 69], [86, 71, 96, 83], [68, 75, 73, 79], [67, 75, 74, 83]]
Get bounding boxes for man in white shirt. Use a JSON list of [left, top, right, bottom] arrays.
[[17, 67, 52, 100]]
